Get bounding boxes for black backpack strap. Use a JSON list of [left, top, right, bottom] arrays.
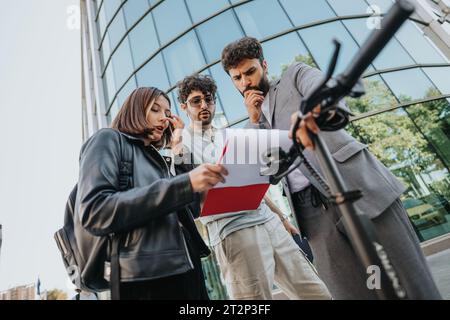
[[110, 131, 134, 300], [118, 132, 133, 191], [110, 236, 121, 300]]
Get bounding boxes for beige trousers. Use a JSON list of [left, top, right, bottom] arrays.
[[213, 217, 332, 300]]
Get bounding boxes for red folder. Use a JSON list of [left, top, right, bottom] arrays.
[[199, 137, 270, 217], [200, 183, 270, 216]]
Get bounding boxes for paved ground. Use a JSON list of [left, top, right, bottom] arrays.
[[427, 248, 450, 300], [272, 248, 450, 300]]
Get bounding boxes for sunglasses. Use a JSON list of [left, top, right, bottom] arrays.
[[187, 95, 216, 108]]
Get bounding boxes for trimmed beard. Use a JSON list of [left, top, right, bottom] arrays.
[[242, 74, 271, 97]]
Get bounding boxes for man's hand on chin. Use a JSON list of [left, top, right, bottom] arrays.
[[244, 89, 264, 123]]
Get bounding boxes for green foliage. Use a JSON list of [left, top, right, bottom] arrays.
[[347, 79, 450, 202], [274, 54, 450, 205], [271, 54, 317, 81], [46, 289, 68, 300]]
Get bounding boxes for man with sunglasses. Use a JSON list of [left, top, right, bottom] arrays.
[[174, 74, 331, 300]]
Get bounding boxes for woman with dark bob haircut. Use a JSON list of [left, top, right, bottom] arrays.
[[76, 87, 227, 300]]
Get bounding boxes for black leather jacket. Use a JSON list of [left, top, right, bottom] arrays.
[[75, 128, 210, 282]]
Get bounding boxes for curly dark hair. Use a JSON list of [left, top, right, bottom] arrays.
[[221, 37, 264, 74], [176, 74, 217, 103]]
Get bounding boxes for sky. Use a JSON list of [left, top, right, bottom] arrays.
[[0, 0, 82, 294]]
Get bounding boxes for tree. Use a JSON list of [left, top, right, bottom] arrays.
[[275, 54, 450, 203], [46, 289, 68, 300], [271, 53, 317, 81], [346, 79, 450, 201]]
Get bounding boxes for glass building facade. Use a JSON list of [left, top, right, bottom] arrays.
[[81, 0, 450, 299]]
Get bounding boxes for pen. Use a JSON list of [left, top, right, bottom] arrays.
[[216, 139, 229, 165]]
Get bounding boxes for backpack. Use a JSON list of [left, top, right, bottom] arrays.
[[54, 130, 133, 299]]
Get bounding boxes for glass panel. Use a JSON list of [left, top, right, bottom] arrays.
[[101, 32, 112, 69], [104, 63, 117, 108], [261, 32, 311, 80], [196, 10, 243, 63], [111, 37, 135, 90], [299, 21, 360, 74], [123, 0, 150, 28], [209, 64, 247, 123], [116, 76, 138, 108], [108, 98, 120, 124], [185, 0, 229, 23], [95, 0, 102, 11], [153, 0, 192, 44], [136, 54, 170, 91], [345, 75, 397, 114], [163, 31, 206, 86], [327, 0, 371, 15], [234, 0, 291, 39], [365, 0, 394, 13], [351, 108, 450, 241], [279, 0, 335, 26], [343, 18, 415, 69], [423, 67, 450, 94], [108, 10, 127, 51], [128, 12, 159, 67], [381, 69, 437, 102], [340, 18, 372, 45], [407, 99, 450, 171], [97, 4, 108, 38], [396, 21, 447, 64], [103, 0, 122, 23]]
